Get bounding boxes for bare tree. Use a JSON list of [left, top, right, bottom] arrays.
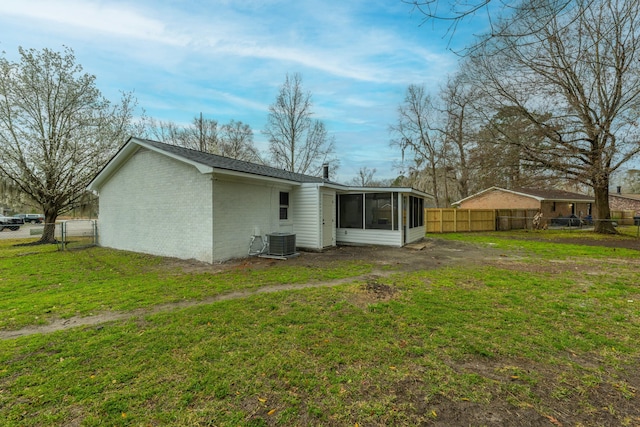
[[263, 73, 337, 176], [466, 0, 640, 233], [391, 84, 446, 206], [140, 116, 183, 145], [0, 47, 136, 242], [618, 169, 640, 193], [142, 114, 220, 153], [350, 167, 377, 186], [404, 0, 493, 38], [219, 120, 262, 163], [440, 73, 479, 201], [404, 0, 576, 50], [183, 114, 220, 153], [140, 115, 263, 162]]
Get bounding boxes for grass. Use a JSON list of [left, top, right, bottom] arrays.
[[435, 227, 640, 259], [0, 243, 373, 330], [1, 233, 639, 426]]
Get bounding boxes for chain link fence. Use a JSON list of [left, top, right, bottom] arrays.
[[55, 220, 98, 250], [495, 215, 640, 237]]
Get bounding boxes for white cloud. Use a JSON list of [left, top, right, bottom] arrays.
[[0, 0, 461, 180], [1, 0, 454, 85], [0, 1, 188, 46]]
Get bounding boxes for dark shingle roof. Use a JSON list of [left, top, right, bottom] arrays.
[[452, 186, 594, 207], [138, 138, 326, 184], [513, 188, 594, 201], [610, 193, 640, 201]]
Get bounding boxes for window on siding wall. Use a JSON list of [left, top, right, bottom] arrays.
[[338, 194, 363, 228], [279, 192, 289, 220], [409, 196, 424, 228], [365, 193, 394, 230]]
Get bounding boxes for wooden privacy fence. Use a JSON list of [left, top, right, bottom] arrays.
[[427, 208, 639, 233], [611, 210, 637, 225], [426, 209, 496, 233], [496, 209, 539, 231], [426, 209, 540, 232]]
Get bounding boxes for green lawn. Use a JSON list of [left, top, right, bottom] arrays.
[[1, 233, 639, 426]]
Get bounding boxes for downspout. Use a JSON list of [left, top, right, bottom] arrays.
[[211, 174, 216, 263]]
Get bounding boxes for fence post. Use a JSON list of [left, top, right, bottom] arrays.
[[61, 221, 66, 251]]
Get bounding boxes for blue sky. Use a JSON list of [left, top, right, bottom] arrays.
[[0, 0, 487, 183]]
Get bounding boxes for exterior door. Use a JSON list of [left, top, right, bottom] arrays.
[[322, 194, 334, 247]]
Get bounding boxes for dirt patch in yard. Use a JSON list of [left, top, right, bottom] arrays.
[[163, 238, 497, 275]]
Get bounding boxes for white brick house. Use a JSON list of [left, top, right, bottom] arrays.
[[88, 137, 433, 263]]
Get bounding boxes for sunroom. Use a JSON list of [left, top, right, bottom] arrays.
[[335, 188, 433, 247]]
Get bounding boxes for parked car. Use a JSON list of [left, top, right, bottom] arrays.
[[0, 215, 24, 231], [550, 214, 583, 227], [13, 213, 45, 224]]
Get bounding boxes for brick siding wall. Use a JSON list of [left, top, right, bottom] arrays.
[[609, 195, 640, 216], [458, 189, 540, 210], [211, 176, 294, 261], [98, 148, 214, 262]]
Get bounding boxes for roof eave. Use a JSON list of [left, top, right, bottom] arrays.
[[337, 186, 435, 199], [212, 168, 302, 186]]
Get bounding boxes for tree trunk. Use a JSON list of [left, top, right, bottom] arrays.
[[430, 162, 439, 207], [593, 185, 616, 234], [39, 209, 58, 244]]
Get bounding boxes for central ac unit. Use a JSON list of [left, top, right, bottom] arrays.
[[267, 233, 296, 256]]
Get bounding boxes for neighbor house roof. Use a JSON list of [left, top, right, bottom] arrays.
[[610, 193, 640, 202], [452, 186, 594, 206], [510, 188, 594, 202]]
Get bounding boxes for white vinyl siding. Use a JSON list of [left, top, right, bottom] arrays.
[[292, 184, 336, 250], [336, 228, 403, 246], [406, 223, 426, 244], [292, 184, 320, 249]]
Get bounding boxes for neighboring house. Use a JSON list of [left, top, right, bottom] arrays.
[[609, 187, 640, 215], [452, 186, 594, 219], [87, 137, 433, 263]]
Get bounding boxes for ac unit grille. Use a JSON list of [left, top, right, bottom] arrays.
[[267, 233, 296, 256]]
